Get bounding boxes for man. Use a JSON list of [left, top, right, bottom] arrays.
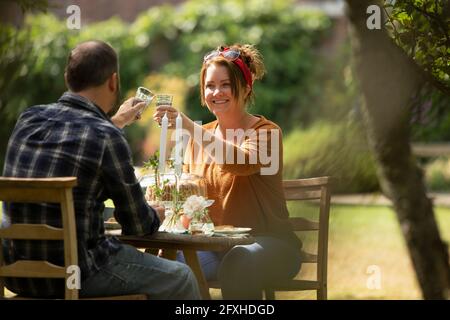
[[2, 40, 201, 299]]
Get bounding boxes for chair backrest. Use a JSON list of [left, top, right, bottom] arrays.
[[283, 176, 331, 298], [0, 177, 78, 300]]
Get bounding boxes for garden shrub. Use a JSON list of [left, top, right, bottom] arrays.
[[424, 157, 450, 191], [283, 121, 379, 193], [0, 0, 332, 169]]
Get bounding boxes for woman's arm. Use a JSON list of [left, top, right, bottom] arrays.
[[155, 106, 281, 176]]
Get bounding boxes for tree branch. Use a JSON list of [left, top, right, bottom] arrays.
[[411, 3, 450, 46], [391, 35, 450, 96], [382, 1, 450, 95], [383, 5, 400, 38]]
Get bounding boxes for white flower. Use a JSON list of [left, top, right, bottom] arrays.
[[182, 195, 214, 218]]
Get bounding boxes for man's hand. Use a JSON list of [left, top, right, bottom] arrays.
[[150, 203, 166, 223], [111, 97, 147, 129]]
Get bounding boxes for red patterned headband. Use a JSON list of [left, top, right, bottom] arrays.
[[204, 47, 253, 90]]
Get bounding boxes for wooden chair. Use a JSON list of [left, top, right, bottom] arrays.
[[0, 177, 147, 300], [264, 176, 331, 300], [207, 176, 331, 300]]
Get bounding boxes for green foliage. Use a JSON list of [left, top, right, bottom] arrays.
[[6, 0, 50, 13], [424, 157, 450, 191], [129, 0, 332, 125], [411, 87, 450, 142], [174, 0, 330, 125], [283, 121, 379, 193], [142, 151, 160, 173], [0, 0, 332, 170], [1, 15, 72, 121], [297, 38, 358, 125], [384, 0, 449, 90], [383, 0, 450, 143], [0, 17, 71, 169]]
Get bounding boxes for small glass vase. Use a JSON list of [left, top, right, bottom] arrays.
[[180, 214, 192, 230], [188, 211, 214, 236], [159, 209, 186, 233]]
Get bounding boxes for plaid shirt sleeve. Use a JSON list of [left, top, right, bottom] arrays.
[[101, 128, 160, 235]]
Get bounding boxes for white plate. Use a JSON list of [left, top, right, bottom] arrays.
[[214, 227, 252, 235]]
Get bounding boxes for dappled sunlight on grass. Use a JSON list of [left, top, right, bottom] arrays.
[[277, 203, 450, 300]]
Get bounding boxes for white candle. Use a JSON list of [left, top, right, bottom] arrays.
[[158, 112, 168, 173], [175, 112, 183, 177]]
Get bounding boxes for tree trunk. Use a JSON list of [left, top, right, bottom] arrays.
[[345, 0, 449, 299], [0, 1, 24, 27]]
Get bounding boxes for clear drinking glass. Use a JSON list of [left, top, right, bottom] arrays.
[[135, 86, 155, 115], [155, 94, 174, 128], [189, 211, 214, 236], [155, 94, 174, 107]]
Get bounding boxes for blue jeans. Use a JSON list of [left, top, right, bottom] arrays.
[[81, 244, 201, 300], [176, 236, 302, 299]]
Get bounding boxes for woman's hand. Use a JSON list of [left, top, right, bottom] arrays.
[[153, 105, 194, 132], [111, 97, 147, 129], [153, 105, 179, 126]]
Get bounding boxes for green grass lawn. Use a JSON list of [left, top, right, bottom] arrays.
[[1, 201, 449, 299], [274, 202, 450, 300]]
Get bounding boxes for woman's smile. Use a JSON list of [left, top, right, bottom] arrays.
[[204, 64, 238, 115], [212, 99, 228, 104], [211, 98, 231, 110]]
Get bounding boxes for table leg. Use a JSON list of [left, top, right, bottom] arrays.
[[144, 248, 159, 256], [182, 249, 211, 300], [160, 249, 177, 260]]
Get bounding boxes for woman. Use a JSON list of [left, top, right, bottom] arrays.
[[153, 44, 302, 299]]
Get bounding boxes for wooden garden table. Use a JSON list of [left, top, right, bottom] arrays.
[[107, 230, 255, 299]]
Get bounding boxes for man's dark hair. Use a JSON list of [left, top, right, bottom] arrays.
[[65, 40, 118, 92]]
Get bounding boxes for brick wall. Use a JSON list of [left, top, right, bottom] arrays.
[[1, 0, 344, 26], [49, 0, 184, 23], [0, 0, 184, 26]]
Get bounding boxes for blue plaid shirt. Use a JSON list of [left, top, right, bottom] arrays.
[[2, 92, 159, 297]]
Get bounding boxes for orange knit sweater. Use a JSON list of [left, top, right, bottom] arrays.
[[184, 115, 300, 247]]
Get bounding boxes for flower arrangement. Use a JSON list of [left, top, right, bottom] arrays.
[[182, 195, 214, 235], [182, 195, 214, 219], [142, 152, 213, 234], [158, 186, 186, 233]]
